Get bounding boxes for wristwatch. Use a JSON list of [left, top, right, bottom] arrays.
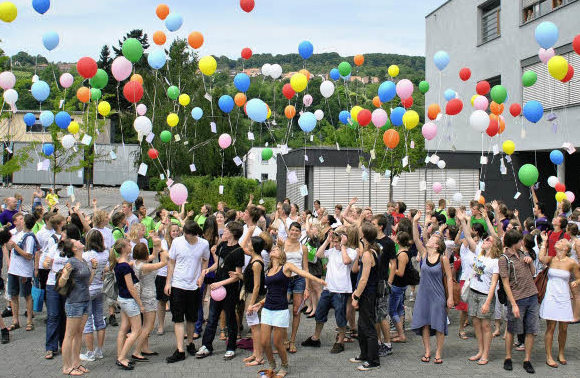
[[353, 294, 360, 301]]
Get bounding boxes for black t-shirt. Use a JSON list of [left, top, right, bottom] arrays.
[[376, 236, 396, 281], [215, 242, 244, 285]]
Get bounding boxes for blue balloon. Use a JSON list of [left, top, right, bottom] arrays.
[[218, 95, 235, 113], [523, 101, 544, 123], [32, 0, 50, 14], [444, 89, 456, 101], [55, 111, 71, 129], [339, 110, 350, 124], [234, 73, 250, 92], [550, 150, 564, 165], [378, 81, 396, 102], [246, 98, 268, 123], [341, 74, 351, 81], [165, 13, 183, 32], [329, 68, 340, 81], [42, 31, 59, 51], [42, 143, 54, 156], [120, 180, 140, 203], [147, 50, 166, 70], [191, 107, 203, 121], [433, 50, 450, 71], [298, 41, 313, 60], [23, 113, 36, 127], [390, 107, 406, 127], [39, 111, 54, 127], [31, 80, 50, 102], [298, 112, 316, 132], [535, 21, 559, 49]]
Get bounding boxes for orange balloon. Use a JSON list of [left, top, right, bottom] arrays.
[[153, 31, 166, 45], [498, 115, 506, 134], [478, 195, 485, 205], [76, 87, 90, 103], [284, 105, 296, 119], [427, 103, 441, 120], [156, 4, 170, 20], [188, 31, 204, 49], [299, 69, 311, 81], [234, 93, 247, 107], [354, 54, 364, 66], [383, 129, 400, 149], [130, 74, 143, 85], [373, 96, 381, 108], [490, 101, 504, 115]]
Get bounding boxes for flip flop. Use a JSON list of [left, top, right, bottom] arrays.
[[546, 361, 558, 368], [557, 359, 567, 365], [458, 332, 469, 340], [434, 357, 443, 364], [25, 323, 34, 331], [243, 355, 256, 363], [75, 365, 90, 373], [421, 355, 431, 363], [63, 368, 83, 376], [469, 355, 481, 361], [45, 350, 55, 360], [246, 358, 265, 366], [477, 359, 489, 365]]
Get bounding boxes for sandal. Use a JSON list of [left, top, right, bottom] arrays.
[[243, 355, 256, 363], [391, 336, 407, 343], [477, 359, 489, 365], [421, 355, 431, 363], [75, 365, 90, 373], [275, 368, 288, 377], [342, 336, 354, 343], [458, 331, 469, 340], [246, 358, 265, 366], [63, 368, 83, 376], [26, 323, 34, 331], [45, 350, 55, 360], [288, 342, 297, 354], [8, 323, 20, 331], [434, 357, 443, 364]]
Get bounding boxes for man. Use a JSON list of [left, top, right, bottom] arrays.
[[121, 201, 138, 231], [0, 197, 18, 229], [334, 205, 343, 226], [446, 207, 457, 226], [470, 200, 488, 232], [546, 216, 570, 257], [196, 221, 244, 360], [276, 203, 292, 244], [138, 204, 156, 250], [499, 229, 538, 374], [164, 221, 210, 363], [434, 199, 448, 223]]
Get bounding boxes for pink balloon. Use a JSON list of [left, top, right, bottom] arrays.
[[136, 104, 147, 116], [538, 48, 555, 64], [218, 133, 232, 149], [303, 94, 313, 107], [211, 286, 226, 301], [565, 191, 575, 203], [111, 56, 133, 82], [0, 71, 16, 90], [169, 183, 188, 206], [396, 79, 414, 100], [371, 108, 388, 128], [433, 182, 442, 194], [422, 122, 438, 140], [473, 95, 489, 111]]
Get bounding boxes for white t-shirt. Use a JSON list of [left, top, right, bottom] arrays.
[[459, 242, 480, 281], [93, 227, 114, 250], [469, 254, 499, 294], [276, 217, 293, 243], [82, 249, 110, 295], [168, 236, 210, 291], [45, 244, 68, 286], [39, 233, 59, 269], [157, 239, 169, 277], [126, 213, 139, 229], [8, 231, 35, 278], [261, 250, 270, 270], [324, 247, 358, 293], [36, 226, 54, 252], [242, 225, 262, 269]]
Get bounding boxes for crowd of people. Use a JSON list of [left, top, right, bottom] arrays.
[[1, 189, 580, 376]]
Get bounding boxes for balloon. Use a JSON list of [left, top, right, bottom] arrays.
[[490, 101, 504, 115], [338, 61, 351, 76], [90, 88, 101, 101], [574, 34, 580, 55], [395, 79, 413, 100], [88, 69, 108, 90], [0, 1, 17, 22], [240, 0, 255, 13], [550, 150, 564, 165], [314, 109, 324, 121], [32, 0, 50, 14], [156, 4, 170, 20], [111, 57, 132, 81], [371, 109, 388, 129], [535, 21, 558, 49], [298, 112, 316, 132], [211, 286, 227, 301], [188, 31, 204, 49], [433, 182, 442, 193], [159, 130, 171, 143], [438, 161, 448, 170], [555, 182, 566, 193], [470, 110, 489, 133], [42, 31, 59, 51], [378, 81, 396, 102], [427, 104, 441, 120], [446, 178, 457, 189], [42, 143, 54, 156], [55, 111, 71, 129], [453, 192, 463, 203], [565, 191, 575, 203], [356, 109, 371, 127], [166, 113, 179, 127], [402, 110, 419, 130], [555, 192, 567, 203], [120, 180, 139, 203], [165, 12, 183, 32], [31, 80, 50, 102], [547, 56, 568, 80], [218, 95, 234, 113], [478, 196, 486, 205], [178, 94, 190, 106], [261, 148, 273, 161], [0, 71, 15, 90], [61, 135, 75, 150], [390, 107, 405, 127], [234, 93, 246, 107], [523, 101, 543, 123], [444, 89, 456, 101], [539, 48, 556, 64], [246, 98, 268, 122], [23, 113, 36, 127], [320, 80, 335, 98], [136, 104, 147, 116], [298, 41, 313, 59], [191, 107, 203, 120], [166, 86, 179, 100], [518, 164, 539, 187], [133, 116, 152, 135], [290, 73, 307, 93], [261, 64, 271, 77], [218, 133, 232, 149], [76, 57, 97, 79], [349, 106, 362, 122], [153, 30, 166, 45], [497, 115, 506, 134], [419, 81, 430, 94], [329, 68, 340, 81], [234, 73, 250, 92], [383, 129, 399, 149], [486, 118, 499, 137], [473, 95, 489, 111], [547, 176, 559, 188], [522, 71, 537, 87], [241, 47, 252, 60], [123, 81, 143, 103], [68, 121, 79, 134], [56, 73, 73, 90], [39, 111, 53, 127], [122, 38, 143, 63], [476, 81, 490, 95], [446, 98, 463, 115], [422, 122, 437, 140], [269, 64, 282, 79], [459, 67, 471, 81], [372, 96, 381, 108], [98, 101, 111, 117], [509, 103, 521, 117], [2, 88, 17, 104], [147, 49, 167, 70], [199, 55, 217, 76], [561, 64, 574, 83], [147, 148, 159, 159], [339, 110, 350, 124], [388, 65, 399, 77], [131, 74, 143, 85], [282, 83, 295, 100], [433, 51, 450, 71], [490, 85, 507, 104], [284, 105, 296, 119]]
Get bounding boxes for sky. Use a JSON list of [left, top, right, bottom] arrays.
[[0, 0, 445, 62]]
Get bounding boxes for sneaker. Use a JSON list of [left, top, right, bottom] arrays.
[[223, 350, 235, 360], [515, 343, 525, 351], [195, 345, 212, 359], [378, 344, 388, 357], [1, 328, 9, 344], [108, 314, 118, 327], [186, 342, 197, 356], [523, 361, 535, 374], [94, 348, 104, 359], [330, 342, 344, 354], [349, 356, 365, 363], [357, 362, 380, 371], [1, 307, 12, 318], [166, 349, 185, 363], [383, 344, 392, 356], [503, 358, 513, 371], [80, 351, 95, 362], [301, 336, 321, 348]]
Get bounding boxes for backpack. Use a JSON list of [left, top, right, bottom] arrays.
[[18, 232, 40, 257], [497, 253, 514, 305]]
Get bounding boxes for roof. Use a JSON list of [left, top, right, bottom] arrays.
[[425, 0, 453, 18], [12, 110, 85, 115]]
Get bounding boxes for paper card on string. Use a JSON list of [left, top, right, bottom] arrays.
[[474, 190, 482, 201], [5, 146, 12, 154], [361, 171, 369, 182], [42, 159, 50, 171], [480, 156, 488, 165], [424, 156, 430, 164], [480, 181, 486, 191], [166, 178, 174, 187], [373, 172, 381, 183], [492, 144, 499, 155], [392, 176, 400, 186], [204, 93, 212, 102], [174, 134, 181, 142], [304, 155, 309, 162], [281, 145, 288, 154], [505, 155, 512, 163], [420, 180, 426, 191], [370, 149, 376, 160], [36, 161, 43, 171], [219, 185, 224, 195], [138, 163, 148, 176], [247, 132, 254, 141], [233, 156, 243, 166], [287, 170, 298, 184], [410, 141, 415, 149], [265, 142, 269, 147], [146, 133, 155, 143], [384, 169, 391, 178], [309, 135, 313, 142], [210, 122, 217, 133], [189, 163, 196, 172], [346, 164, 351, 174], [59, 99, 64, 109], [109, 150, 117, 160], [81, 135, 92, 146], [500, 159, 507, 175], [70, 194, 75, 203], [299, 184, 308, 197], [137, 133, 144, 143], [361, 164, 366, 170], [521, 128, 526, 139], [259, 198, 265, 205], [160, 174, 165, 180], [402, 156, 408, 168], [514, 192, 521, 199], [183, 141, 188, 145], [319, 156, 324, 163], [336, 142, 340, 151], [77, 169, 83, 178], [67, 185, 74, 197], [247, 151, 255, 161]]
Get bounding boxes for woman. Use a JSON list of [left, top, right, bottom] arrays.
[[216, 211, 226, 237], [410, 211, 454, 364], [156, 223, 180, 335], [567, 223, 580, 321], [32, 185, 43, 209], [132, 241, 167, 360], [195, 216, 219, 340], [128, 223, 147, 254], [389, 231, 412, 343], [539, 232, 580, 367], [342, 226, 360, 342], [91, 210, 114, 250], [301, 224, 322, 317], [113, 239, 143, 370], [59, 239, 98, 376], [250, 244, 325, 377], [289, 204, 300, 222]]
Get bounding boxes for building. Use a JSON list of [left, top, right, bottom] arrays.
[[243, 146, 288, 182], [425, 0, 580, 216]]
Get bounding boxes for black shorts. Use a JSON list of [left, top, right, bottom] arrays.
[[170, 287, 200, 323], [155, 275, 170, 302]]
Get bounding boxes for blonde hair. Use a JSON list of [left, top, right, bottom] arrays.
[[345, 226, 359, 249], [269, 244, 286, 270], [92, 210, 109, 228], [109, 238, 130, 270], [489, 236, 503, 259], [165, 223, 180, 249], [128, 222, 145, 242]]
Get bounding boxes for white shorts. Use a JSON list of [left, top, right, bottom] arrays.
[[261, 308, 289, 328]]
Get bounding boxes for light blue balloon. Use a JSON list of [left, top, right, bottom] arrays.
[[33, 0, 50, 14], [298, 112, 316, 132], [246, 98, 268, 123], [390, 107, 406, 127], [218, 95, 234, 113], [234, 73, 250, 92], [550, 150, 564, 165], [378, 81, 396, 102], [42, 143, 54, 156], [298, 41, 314, 60], [31, 80, 50, 102], [329, 68, 340, 81], [55, 111, 71, 129], [433, 50, 450, 71], [147, 50, 166, 70], [535, 21, 559, 49], [341, 74, 351, 81], [444, 89, 456, 101], [42, 31, 59, 51], [191, 107, 203, 120], [339, 110, 350, 124], [165, 13, 183, 32], [120, 180, 140, 203], [523, 101, 544, 123], [23, 113, 36, 127], [39, 111, 54, 127]]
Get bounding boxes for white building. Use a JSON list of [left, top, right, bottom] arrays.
[[243, 146, 289, 182]]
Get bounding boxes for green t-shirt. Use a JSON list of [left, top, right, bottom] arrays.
[[155, 218, 182, 232], [194, 214, 206, 228], [32, 220, 45, 234], [112, 227, 124, 241], [470, 217, 488, 232], [446, 218, 456, 226], [141, 216, 156, 248]]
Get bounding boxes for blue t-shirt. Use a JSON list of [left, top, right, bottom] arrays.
[[114, 262, 139, 299], [0, 209, 18, 229]]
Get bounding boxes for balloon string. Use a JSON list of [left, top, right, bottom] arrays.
[[115, 83, 126, 158]]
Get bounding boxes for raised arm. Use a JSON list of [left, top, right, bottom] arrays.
[[457, 210, 477, 252], [315, 234, 331, 259], [285, 262, 326, 286], [538, 231, 552, 265], [412, 210, 427, 258], [482, 206, 498, 238]]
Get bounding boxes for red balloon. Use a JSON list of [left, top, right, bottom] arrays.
[[123, 81, 144, 103], [401, 97, 413, 108], [573, 34, 580, 55], [357, 109, 372, 126], [459, 67, 471, 81], [241, 47, 252, 60], [561, 64, 574, 83], [486, 118, 499, 137], [476, 81, 490, 95], [240, 0, 255, 13], [509, 103, 522, 117], [148, 148, 159, 159], [555, 182, 566, 193], [282, 83, 295, 100], [445, 98, 463, 115], [77, 57, 98, 79]]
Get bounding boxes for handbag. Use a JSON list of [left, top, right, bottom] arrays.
[[102, 271, 118, 300], [55, 269, 75, 297], [534, 267, 549, 304], [460, 267, 475, 303], [401, 251, 420, 286], [31, 278, 45, 312]]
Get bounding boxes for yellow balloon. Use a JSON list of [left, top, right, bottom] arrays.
[[267, 107, 271, 119], [502, 140, 515, 155], [178, 94, 190, 106], [290, 73, 307, 93], [547, 56, 568, 80], [199, 55, 217, 76], [388, 65, 399, 77], [166, 113, 179, 127], [0, 2, 17, 23], [68, 121, 80, 134], [402, 110, 419, 130], [350, 106, 363, 123], [97, 101, 111, 117], [470, 94, 478, 106], [555, 192, 567, 202]]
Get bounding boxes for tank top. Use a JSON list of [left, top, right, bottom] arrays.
[[285, 243, 303, 277], [264, 267, 290, 311], [243, 259, 266, 295], [358, 250, 379, 295], [392, 250, 410, 287]]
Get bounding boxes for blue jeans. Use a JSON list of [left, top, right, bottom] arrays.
[[45, 285, 66, 352], [315, 291, 348, 327], [195, 282, 206, 335], [389, 285, 407, 323], [201, 286, 239, 352], [83, 293, 107, 334]]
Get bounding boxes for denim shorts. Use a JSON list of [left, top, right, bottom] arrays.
[[7, 274, 32, 298], [117, 296, 141, 318], [287, 276, 306, 294], [315, 291, 347, 327], [65, 301, 90, 318], [83, 294, 107, 333], [261, 308, 289, 328], [507, 295, 539, 335], [389, 285, 407, 323]]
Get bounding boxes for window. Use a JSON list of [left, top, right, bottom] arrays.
[[25, 117, 47, 133], [484, 75, 501, 104], [522, 0, 576, 24], [480, 1, 501, 44], [261, 173, 268, 181]]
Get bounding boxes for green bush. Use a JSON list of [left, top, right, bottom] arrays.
[[261, 180, 277, 198]]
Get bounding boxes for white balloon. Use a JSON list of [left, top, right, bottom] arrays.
[[547, 176, 558, 188], [429, 155, 440, 164], [453, 192, 463, 203], [133, 116, 152, 135], [32, 74, 39, 83], [3, 89, 18, 105], [261, 63, 272, 77], [314, 109, 324, 121], [469, 110, 489, 133], [320, 80, 335, 98], [0, 71, 16, 90], [437, 160, 446, 169], [269, 64, 282, 79], [61, 134, 75, 150], [446, 177, 456, 189]]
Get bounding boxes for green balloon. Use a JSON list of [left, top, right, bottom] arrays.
[[338, 61, 351, 77], [419, 81, 429, 94], [90, 88, 102, 101], [167, 86, 180, 100], [522, 71, 537, 87], [122, 38, 144, 63], [261, 148, 273, 161], [490, 85, 507, 104], [380, 119, 392, 132], [89, 69, 108, 90], [160, 130, 172, 143], [518, 164, 539, 187]]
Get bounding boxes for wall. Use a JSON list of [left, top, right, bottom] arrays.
[[243, 147, 286, 182]]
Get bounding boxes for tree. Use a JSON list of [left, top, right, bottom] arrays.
[[97, 45, 112, 71], [112, 29, 150, 57]]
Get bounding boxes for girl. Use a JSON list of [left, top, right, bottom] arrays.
[[390, 231, 412, 343], [156, 223, 180, 335], [128, 223, 147, 256], [215, 211, 226, 237], [566, 223, 580, 321]]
